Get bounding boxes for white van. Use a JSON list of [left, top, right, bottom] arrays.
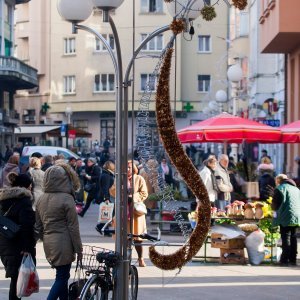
[[20, 146, 80, 172]]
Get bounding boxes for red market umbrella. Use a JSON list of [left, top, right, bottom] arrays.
[[177, 112, 281, 144], [280, 120, 300, 143]]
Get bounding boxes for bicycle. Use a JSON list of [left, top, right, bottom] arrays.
[[79, 222, 161, 300]]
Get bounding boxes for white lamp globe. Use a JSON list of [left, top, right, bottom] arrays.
[[203, 107, 211, 114], [167, 0, 205, 21], [57, 0, 93, 22], [227, 64, 243, 82], [93, 0, 124, 9], [215, 90, 227, 103], [258, 110, 267, 118], [208, 101, 218, 111]]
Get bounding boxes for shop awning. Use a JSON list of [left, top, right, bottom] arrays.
[[15, 126, 61, 134]]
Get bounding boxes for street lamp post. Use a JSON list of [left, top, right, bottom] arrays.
[[227, 63, 243, 162], [65, 106, 72, 149], [57, 0, 204, 298]]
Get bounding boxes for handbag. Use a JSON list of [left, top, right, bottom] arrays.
[[0, 203, 20, 239], [68, 260, 87, 300], [84, 182, 95, 192], [134, 202, 147, 216]]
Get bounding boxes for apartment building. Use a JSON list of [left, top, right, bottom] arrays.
[[14, 0, 228, 153], [260, 0, 300, 175], [0, 0, 37, 153]]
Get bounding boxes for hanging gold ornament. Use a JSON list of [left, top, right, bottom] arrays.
[[150, 46, 211, 271], [170, 19, 186, 35], [232, 0, 248, 10], [201, 6, 217, 21]]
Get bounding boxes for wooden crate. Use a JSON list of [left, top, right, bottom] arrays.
[[211, 233, 245, 249], [220, 248, 245, 264]]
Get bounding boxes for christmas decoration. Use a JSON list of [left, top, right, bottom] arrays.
[[201, 5, 217, 21], [232, 0, 248, 10], [170, 19, 185, 35], [149, 46, 211, 271]]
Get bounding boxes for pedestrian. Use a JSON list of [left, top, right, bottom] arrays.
[[0, 172, 36, 300], [103, 137, 111, 151], [41, 155, 54, 172], [272, 174, 300, 266], [4, 145, 13, 163], [75, 158, 85, 203], [28, 157, 45, 210], [260, 149, 271, 162], [78, 157, 100, 217], [215, 154, 233, 210], [0, 154, 20, 188], [68, 157, 77, 170], [127, 160, 148, 267], [198, 155, 218, 206], [35, 162, 82, 300], [158, 158, 174, 187]]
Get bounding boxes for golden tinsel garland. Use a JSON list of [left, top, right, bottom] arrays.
[[201, 6, 217, 21], [169, 19, 185, 35], [232, 0, 248, 10], [150, 47, 211, 271]]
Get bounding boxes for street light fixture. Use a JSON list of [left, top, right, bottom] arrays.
[[227, 63, 243, 162], [57, 0, 205, 298], [215, 89, 227, 112]]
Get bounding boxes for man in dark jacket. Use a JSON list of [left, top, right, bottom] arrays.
[[0, 173, 36, 299], [272, 174, 300, 266]]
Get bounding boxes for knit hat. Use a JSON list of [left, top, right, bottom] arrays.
[[7, 172, 32, 188], [88, 157, 97, 164]]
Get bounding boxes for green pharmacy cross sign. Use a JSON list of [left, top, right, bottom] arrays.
[[41, 102, 50, 115], [183, 102, 194, 112]]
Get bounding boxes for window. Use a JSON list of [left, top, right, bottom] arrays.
[[141, 74, 157, 91], [101, 120, 115, 147], [94, 74, 115, 92], [95, 34, 115, 51], [64, 38, 76, 54], [198, 75, 211, 92], [198, 35, 211, 52], [141, 0, 163, 13], [141, 34, 163, 51], [73, 120, 89, 150], [63, 76, 76, 94]]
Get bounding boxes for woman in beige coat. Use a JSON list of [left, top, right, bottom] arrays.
[[128, 160, 148, 267], [35, 162, 82, 300]]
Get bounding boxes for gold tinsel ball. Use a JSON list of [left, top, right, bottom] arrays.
[[232, 0, 248, 10], [170, 19, 185, 35], [201, 6, 217, 21]]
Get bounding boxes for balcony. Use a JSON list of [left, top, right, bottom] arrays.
[[260, 0, 300, 53], [0, 56, 38, 89], [0, 109, 20, 125]]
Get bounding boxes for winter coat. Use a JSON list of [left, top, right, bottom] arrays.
[[258, 173, 275, 201], [272, 179, 300, 227], [29, 167, 45, 209], [129, 174, 148, 239], [85, 163, 101, 196], [199, 166, 217, 203], [0, 187, 35, 277], [35, 165, 82, 267], [99, 168, 114, 203], [215, 163, 233, 201], [0, 163, 19, 187]]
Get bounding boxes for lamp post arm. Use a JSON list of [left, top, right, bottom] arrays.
[[74, 24, 119, 78], [124, 25, 170, 85]]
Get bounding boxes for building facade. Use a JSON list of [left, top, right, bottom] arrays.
[[14, 1, 228, 154], [260, 0, 300, 176], [0, 0, 37, 153]]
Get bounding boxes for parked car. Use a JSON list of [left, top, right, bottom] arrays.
[[20, 146, 80, 172]]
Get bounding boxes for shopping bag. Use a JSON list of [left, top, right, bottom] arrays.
[[98, 202, 114, 223], [16, 254, 39, 297], [68, 259, 87, 300]]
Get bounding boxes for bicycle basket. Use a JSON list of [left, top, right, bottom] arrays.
[[80, 245, 118, 271]]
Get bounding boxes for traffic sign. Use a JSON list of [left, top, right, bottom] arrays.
[[262, 119, 280, 127]]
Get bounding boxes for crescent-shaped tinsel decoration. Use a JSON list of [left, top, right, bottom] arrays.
[[149, 46, 211, 270]]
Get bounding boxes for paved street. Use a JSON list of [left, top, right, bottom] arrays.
[[0, 203, 299, 299]]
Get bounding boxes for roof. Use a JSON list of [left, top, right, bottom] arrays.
[[15, 126, 60, 134]]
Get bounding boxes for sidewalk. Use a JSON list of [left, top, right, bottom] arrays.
[[0, 203, 299, 299]]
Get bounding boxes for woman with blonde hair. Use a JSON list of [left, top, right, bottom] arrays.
[[29, 157, 44, 209], [127, 160, 148, 267]]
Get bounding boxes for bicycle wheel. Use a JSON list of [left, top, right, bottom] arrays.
[[80, 275, 111, 300], [128, 265, 138, 300]]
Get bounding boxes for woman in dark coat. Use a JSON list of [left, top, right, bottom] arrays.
[[78, 157, 100, 217], [0, 172, 36, 300], [98, 160, 115, 204]]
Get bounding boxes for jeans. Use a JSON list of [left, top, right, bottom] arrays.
[[47, 264, 71, 300], [280, 226, 298, 264], [215, 199, 226, 211]]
